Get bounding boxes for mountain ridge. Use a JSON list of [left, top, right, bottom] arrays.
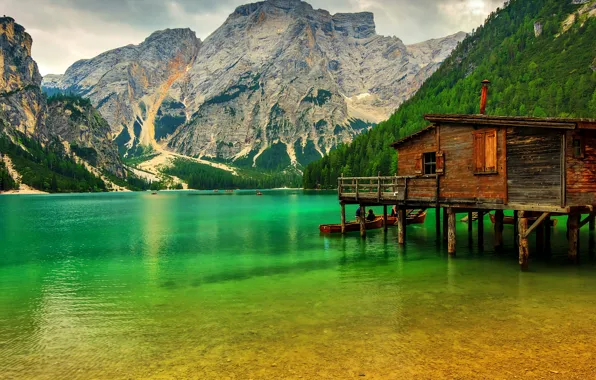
[[0, 16, 127, 193], [42, 0, 465, 171]]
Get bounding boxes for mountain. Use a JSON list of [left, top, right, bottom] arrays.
[[0, 17, 127, 193], [42, 0, 465, 170], [303, 0, 596, 189]]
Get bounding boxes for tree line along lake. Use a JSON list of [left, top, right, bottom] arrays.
[[1, 190, 596, 379]]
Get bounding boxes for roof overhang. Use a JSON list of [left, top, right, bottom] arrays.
[[423, 114, 594, 129], [390, 114, 596, 149], [390, 125, 436, 148]]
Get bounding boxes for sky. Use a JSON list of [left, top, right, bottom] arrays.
[[4, 0, 505, 76]]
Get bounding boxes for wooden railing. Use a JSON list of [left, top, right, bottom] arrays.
[[338, 174, 439, 203]]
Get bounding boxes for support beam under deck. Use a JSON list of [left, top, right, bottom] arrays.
[[518, 211, 529, 271], [447, 208, 456, 257]]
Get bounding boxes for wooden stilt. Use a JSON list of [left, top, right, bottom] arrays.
[[447, 208, 456, 256], [341, 203, 346, 234], [468, 212, 473, 232], [513, 211, 519, 250], [359, 205, 366, 239], [518, 211, 529, 271], [545, 216, 552, 256], [478, 211, 484, 251], [536, 223, 544, 257], [443, 208, 448, 242], [568, 213, 580, 264], [398, 207, 406, 245], [590, 215, 595, 231], [494, 210, 504, 251], [435, 206, 441, 242], [383, 205, 388, 232]]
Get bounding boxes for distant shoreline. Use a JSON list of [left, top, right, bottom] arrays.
[[0, 188, 309, 196]]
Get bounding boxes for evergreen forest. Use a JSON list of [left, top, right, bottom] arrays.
[[304, 0, 596, 189], [164, 158, 302, 190]]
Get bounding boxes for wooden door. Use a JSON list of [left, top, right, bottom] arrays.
[[506, 128, 563, 206]]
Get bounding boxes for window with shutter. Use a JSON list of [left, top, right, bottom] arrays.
[[423, 152, 436, 175], [436, 151, 445, 174], [473, 129, 498, 174], [572, 136, 584, 159], [415, 154, 423, 174]]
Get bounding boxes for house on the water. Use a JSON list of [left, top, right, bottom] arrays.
[[338, 82, 596, 270]]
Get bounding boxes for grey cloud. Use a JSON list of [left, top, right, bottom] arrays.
[[4, 0, 504, 75]]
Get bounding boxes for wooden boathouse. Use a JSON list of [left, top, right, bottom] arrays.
[[338, 82, 596, 270]]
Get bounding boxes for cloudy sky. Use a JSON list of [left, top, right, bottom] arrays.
[[4, 0, 505, 76]]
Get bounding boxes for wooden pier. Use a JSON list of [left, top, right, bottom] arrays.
[[336, 82, 596, 270]]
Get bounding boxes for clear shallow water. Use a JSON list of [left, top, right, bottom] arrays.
[[1, 190, 596, 379]]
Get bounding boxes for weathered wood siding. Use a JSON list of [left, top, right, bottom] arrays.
[[397, 128, 437, 199], [506, 128, 562, 206], [439, 125, 507, 202], [566, 130, 596, 206]]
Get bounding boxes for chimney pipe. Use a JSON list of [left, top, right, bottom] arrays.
[[480, 79, 490, 115]]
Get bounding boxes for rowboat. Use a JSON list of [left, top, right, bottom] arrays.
[[404, 209, 427, 225], [319, 210, 427, 234], [489, 213, 558, 227], [320, 216, 385, 233]]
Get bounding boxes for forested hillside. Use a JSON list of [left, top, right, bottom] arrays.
[[0, 126, 107, 193], [304, 0, 596, 189], [0, 156, 17, 191], [164, 159, 302, 190]]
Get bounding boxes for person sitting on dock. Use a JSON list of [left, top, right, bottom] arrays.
[[367, 209, 376, 221]]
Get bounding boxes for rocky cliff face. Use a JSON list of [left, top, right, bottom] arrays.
[[43, 28, 201, 155], [0, 17, 45, 135], [42, 0, 465, 168], [0, 17, 125, 177], [45, 97, 126, 177]]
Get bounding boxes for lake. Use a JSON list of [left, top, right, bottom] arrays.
[[1, 190, 596, 379]]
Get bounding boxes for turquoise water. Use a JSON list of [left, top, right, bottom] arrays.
[[1, 191, 596, 379]]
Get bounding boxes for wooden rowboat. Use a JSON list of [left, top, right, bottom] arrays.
[[320, 216, 385, 234], [319, 210, 427, 234], [489, 213, 558, 227]]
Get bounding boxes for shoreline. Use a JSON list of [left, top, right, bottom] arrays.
[[0, 188, 48, 195]]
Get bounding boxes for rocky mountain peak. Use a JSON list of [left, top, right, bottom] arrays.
[[142, 28, 200, 45], [0, 17, 44, 134], [332, 12, 376, 39], [1, 17, 125, 178], [40, 0, 466, 170], [234, 0, 310, 16]]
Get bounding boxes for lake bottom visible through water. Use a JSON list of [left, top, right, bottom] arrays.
[[1, 190, 596, 379]]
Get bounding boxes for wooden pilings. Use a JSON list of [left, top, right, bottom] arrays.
[[447, 208, 456, 256], [442, 208, 448, 242], [398, 207, 406, 245], [359, 205, 366, 239], [468, 212, 473, 233], [518, 211, 529, 271], [383, 205, 388, 232], [513, 211, 519, 250], [568, 213, 580, 264], [494, 210, 504, 251], [341, 203, 346, 234], [436, 206, 441, 242], [478, 211, 484, 250]]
